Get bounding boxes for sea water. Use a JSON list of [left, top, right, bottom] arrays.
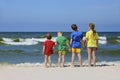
[[0, 32, 120, 66]]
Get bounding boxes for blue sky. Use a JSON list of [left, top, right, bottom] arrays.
[[0, 0, 120, 32]]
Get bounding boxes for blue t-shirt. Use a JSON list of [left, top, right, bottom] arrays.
[[71, 31, 83, 48]]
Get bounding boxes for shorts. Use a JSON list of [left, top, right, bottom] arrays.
[[58, 51, 66, 55], [72, 48, 81, 53], [87, 47, 97, 50], [88, 47, 97, 48]]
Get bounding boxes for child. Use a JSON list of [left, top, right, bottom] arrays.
[[56, 32, 70, 67], [43, 33, 55, 68], [70, 24, 85, 67], [85, 23, 99, 67]]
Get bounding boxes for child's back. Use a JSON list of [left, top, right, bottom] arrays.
[[56, 36, 68, 51], [56, 32, 70, 67], [43, 33, 55, 68], [71, 31, 83, 48], [44, 40, 55, 56]]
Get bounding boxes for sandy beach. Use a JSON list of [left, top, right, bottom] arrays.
[[0, 65, 120, 80]]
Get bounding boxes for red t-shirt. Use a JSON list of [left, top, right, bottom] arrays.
[[44, 40, 55, 56]]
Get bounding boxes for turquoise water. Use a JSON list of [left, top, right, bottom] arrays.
[[0, 32, 120, 66]]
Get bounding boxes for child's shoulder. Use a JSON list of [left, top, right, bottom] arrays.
[[74, 31, 83, 35], [57, 36, 65, 39], [44, 40, 53, 42], [45, 40, 55, 43], [49, 40, 54, 42], [86, 30, 91, 34]]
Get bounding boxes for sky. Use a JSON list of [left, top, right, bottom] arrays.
[[0, 0, 120, 32]]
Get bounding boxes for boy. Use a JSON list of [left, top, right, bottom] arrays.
[[43, 33, 55, 68], [70, 24, 85, 67], [56, 32, 70, 67]]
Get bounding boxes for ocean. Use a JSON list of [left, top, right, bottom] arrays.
[[0, 32, 120, 66]]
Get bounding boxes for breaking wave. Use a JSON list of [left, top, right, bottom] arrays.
[[0, 36, 107, 45]]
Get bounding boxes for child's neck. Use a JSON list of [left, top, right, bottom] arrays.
[[74, 30, 78, 32]]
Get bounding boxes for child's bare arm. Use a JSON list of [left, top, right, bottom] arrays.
[[70, 39, 72, 46], [67, 42, 71, 52], [84, 39, 87, 49], [53, 46, 56, 53], [81, 39, 86, 49], [96, 39, 98, 50]]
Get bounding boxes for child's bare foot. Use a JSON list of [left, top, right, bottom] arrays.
[[45, 65, 49, 68], [49, 65, 52, 68], [93, 65, 96, 67], [71, 64, 74, 67], [88, 65, 91, 67], [61, 65, 64, 68], [58, 64, 61, 67]]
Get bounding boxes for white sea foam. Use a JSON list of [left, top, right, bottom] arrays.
[[15, 62, 57, 67], [32, 37, 57, 42], [116, 40, 120, 43], [2, 38, 13, 42], [1, 36, 106, 45], [117, 36, 120, 38], [68, 60, 120, 66], [98, 36, 107, 44], [2, 38, 38, 45], [116, 36, 120, 43], [98, 40, 107, 44], [99, 36, 107, 40], [15, 61, 120, 67], [96, 61, 120, 66], [16, 63, 44, 67]]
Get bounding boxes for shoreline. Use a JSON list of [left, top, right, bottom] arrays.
[[0, 63, 118, 67]]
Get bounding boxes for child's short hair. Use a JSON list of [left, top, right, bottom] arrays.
[[71, 24, 78, 31], [46, 33, 52, 40], [58, 32, 62, 35]]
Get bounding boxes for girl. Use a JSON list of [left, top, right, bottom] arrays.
[[85, 23, 99, 67]]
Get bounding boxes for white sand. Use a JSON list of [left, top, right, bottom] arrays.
[[0, 65, 120, 80]]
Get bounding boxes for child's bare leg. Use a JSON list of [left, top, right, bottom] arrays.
[[44, 55, 48, 68], [88, 48, 92, 67], [61, 54, 65, 67], [71, 53, 75, 67], [77, 53, 82, 67], [48, 55, 52, 67], [58, 53, 61, 67], [92, 48, 97, 66]]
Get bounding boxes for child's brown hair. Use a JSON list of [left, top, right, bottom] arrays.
[[46, 33, 52, 40], [89, 23, 96, 35], [71, 24, 78, 31]]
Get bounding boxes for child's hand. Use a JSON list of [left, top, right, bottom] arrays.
[[96, 47, 98, 50], [83, 46, 86, 50], [53, 49, 56, 54], [68, 48, 71, 52]]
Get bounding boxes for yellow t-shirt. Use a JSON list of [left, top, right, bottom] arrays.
[[86, 30, 99, 47]]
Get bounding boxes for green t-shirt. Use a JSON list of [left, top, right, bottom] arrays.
[[56, 36, 68, 51]]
